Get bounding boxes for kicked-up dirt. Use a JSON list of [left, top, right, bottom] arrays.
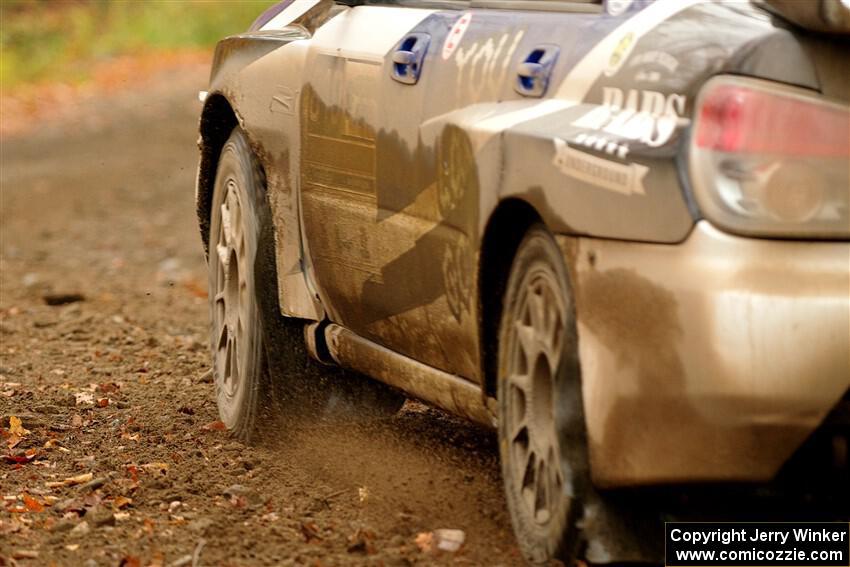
[[0, 64, 525, 566]]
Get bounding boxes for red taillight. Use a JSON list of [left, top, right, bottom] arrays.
[[690, 76, 849, 238], [695, 83, 850, 158]]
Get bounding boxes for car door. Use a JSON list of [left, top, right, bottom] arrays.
[[300, 2, 582, 383], [299, 4, 471, 372]]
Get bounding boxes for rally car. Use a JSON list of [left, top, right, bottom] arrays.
[[195, 0, 850, 562]]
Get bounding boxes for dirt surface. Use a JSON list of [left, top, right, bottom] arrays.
[[0, 64, 524, 566]]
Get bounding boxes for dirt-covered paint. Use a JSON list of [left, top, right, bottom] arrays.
[[564, 224, 850, 486]]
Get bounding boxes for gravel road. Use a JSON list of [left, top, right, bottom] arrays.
[[0, 64, 524, 567]]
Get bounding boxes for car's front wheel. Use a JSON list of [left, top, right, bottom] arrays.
[[208, 127, 273, 440], [207, 127, 404, 441], [497, 224, 588, 564]]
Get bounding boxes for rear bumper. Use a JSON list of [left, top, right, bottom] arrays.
[[559, 221, 850, 487]]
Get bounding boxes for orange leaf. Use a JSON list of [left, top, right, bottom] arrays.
[[23, 494, 44, 513], [9, 416, 29, 437], [202, 420, 226, 432], [112, 496, 133, 510]]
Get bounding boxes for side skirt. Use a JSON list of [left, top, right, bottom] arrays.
[[324, 324, 496, 428]]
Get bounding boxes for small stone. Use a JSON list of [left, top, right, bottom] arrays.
[[69, 521, 90, 537], [55, 498, 82, 513], [22, 273, 39, 287], [433, 529, 465, 552], [188, 517, 214, 534], [87, 506, 115, 527], [43, 292, 85, 306]]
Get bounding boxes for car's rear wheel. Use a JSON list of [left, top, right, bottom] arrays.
[[208, 127, 404, 441], [497, 224, 587, 564]]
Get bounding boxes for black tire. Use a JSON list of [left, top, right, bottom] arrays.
[[497, 224, 588, 564], [208, 128, 404, 441]]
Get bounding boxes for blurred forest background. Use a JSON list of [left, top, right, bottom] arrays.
[[1, 0, 269, 88], [1, 0, 272, 135]]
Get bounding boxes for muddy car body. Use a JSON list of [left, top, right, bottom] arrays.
[[196, 0, 850, 562]]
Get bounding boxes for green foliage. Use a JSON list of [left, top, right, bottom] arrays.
[[0, 0, 271, 88]]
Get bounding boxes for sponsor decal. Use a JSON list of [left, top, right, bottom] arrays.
[[553, 138, 648, 196], [572, 87, 687, 149], [442, 12, 472, 60], [604, 31, 636, 77], [454, 30, 525, 102], [628, 50, 679, 83], [627, 50, 679, 73], [574, 132, 630, 159], [606, 0, 634, 17]]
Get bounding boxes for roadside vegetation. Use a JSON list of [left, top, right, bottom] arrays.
[[0, 0, 270, 88]]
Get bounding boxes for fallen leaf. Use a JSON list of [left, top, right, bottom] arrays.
[[120, 556, 141, 567], [415, 531, 434, 553], [64, 472, 94, 486], [23, 494, 44, 512], [201, 420, 226, 432], [9, 416, 29, 436], [65, 544, 80, 551], [74, 392, 94, 405], [4, 451, 36, 464], [301, 521, 322, 543], [112, 496, 132, 510], [96, 398, 109, 408]]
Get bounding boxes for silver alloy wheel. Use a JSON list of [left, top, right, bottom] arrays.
[[504, 263, 569, 527], [211, 179, 249, 410], [498, 225, 583, 564]]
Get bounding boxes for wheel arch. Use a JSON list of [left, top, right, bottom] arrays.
[[478, 197, 543, 400], [197, 93, 240, 256]]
